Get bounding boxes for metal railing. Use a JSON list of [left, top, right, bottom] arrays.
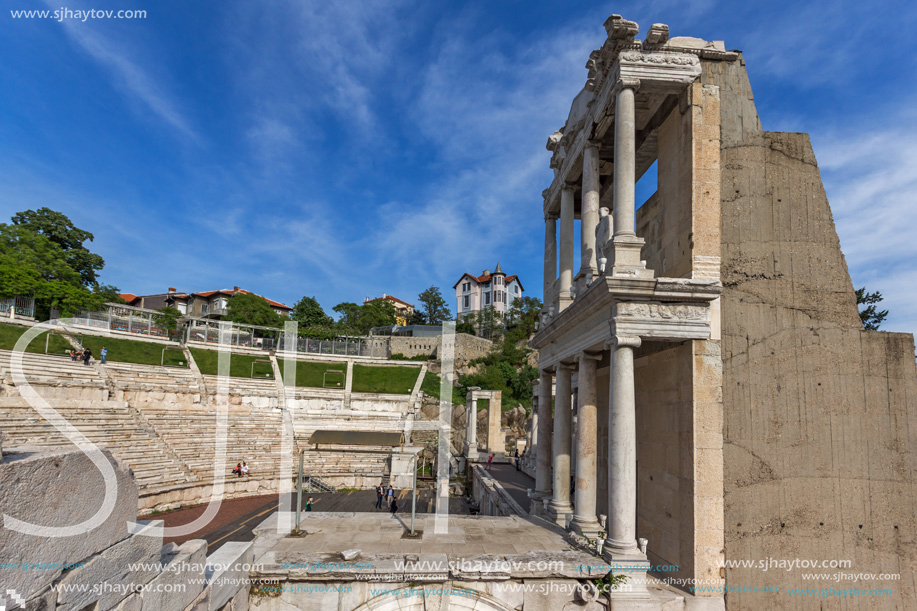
[[68, 303, 174, 339], [0, 296, 36, 318]]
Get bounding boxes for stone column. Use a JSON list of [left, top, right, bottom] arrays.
[[548, 364, 574, 525], [606, 335, 641, 553], [464, 390, 479, 460], [578, 144, 600, 281], [532, 370, 554, 512], [609, 79, 650, 276], [571, 352, 602, 536], [543, 213, 557, 307], [559, 187, 575, 310], [486, 391, 504, 457]]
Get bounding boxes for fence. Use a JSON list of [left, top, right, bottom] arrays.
[[0, 296, 36, 318], [69, 303, 173, 339]]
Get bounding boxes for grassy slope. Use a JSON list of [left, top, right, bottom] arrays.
[[352, 364, 420, 394], [0, 323, 72, 355], [188, 347, 273, 378], [278, 360, 346, 388], [80, 335, 188, 367]]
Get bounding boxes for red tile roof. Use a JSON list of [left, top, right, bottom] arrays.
[[119, 293, 138, 303], [453, 272, 524, 291], [192, 288, 292, 310]]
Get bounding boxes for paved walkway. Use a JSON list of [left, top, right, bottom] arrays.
[[485, 463, 535, 512]]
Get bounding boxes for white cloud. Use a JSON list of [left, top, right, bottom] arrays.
[[816, 119, 917, 334], [44, 1, 196, 142]]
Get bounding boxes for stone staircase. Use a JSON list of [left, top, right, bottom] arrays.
[[104, 361, 201, 395], [0, 397, 196, 491], [200, 375, 279, 400], [0, 349, 107, 396]]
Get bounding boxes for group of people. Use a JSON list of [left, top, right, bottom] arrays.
[[375, 484, 398, 516], [231, 462, 250, 477], [484, 449, 525, 471], [68, 346, 108, 365]]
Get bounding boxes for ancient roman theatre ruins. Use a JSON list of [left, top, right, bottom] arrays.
[[1, 12, 915, 611]]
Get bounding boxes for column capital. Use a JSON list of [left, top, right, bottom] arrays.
[[557, 361, 577, 371], [614, 77, 641, 93], [562, 182, 577, 193], [580, 351, 603, 362], [545, 212, 559, 222], [607, 335, 642, 350]]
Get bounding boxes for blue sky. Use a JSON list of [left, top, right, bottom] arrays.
[[2, 0, 916, 333]]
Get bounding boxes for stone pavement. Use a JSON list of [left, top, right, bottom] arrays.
[[256, 512, 579, 558], [485, 462, 535, 511]]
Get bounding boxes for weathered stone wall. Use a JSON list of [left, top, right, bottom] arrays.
[[387, 332, 492, 361], [706, 57, 917, 609]]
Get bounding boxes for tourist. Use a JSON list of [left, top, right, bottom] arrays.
[[82, 347, 92, 366], [306, 497, 314, 511], [70, 350, 78, 361], [486, 454, 494, 470], [514, 449, 520, 471], [390, 497, 398, 517], [241, 462, 249, 476], [232, 463, 242, 477], [375, 485, 384, 509], [100, 346, 108, 364], [386, 485, 394, 506]]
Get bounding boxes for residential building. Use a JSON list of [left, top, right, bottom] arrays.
[[119, 287, 291, 320], [453, 263, 523, 319], [363, 294, 415, 326]]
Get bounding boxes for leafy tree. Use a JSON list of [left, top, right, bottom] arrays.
[[455, 321, 476, 336], [408, 310, 426, 326], [291, 296, 332, 328], [0, 223, 102, 316], [12, 207, 104, 287], [416, 286, 452, 325], [856, 287, 889, 331], [468, 305, 503, 340], [94, 283, 125, 304], [225, 292, 285, 327], [155, 306, 183, 337], [505, 296, 542, 336], [333, 299, 397, 335]]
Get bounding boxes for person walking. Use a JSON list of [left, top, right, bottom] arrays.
[[100, 346, 108, 364], [375, 485, 384, 510], [386, 485, 394, 507], [306, 497, 314, 512], [82, 347, 92, 366], [514, 449, 520, 471], [390, 497, 398, 518], [486, 454, 494, 470]]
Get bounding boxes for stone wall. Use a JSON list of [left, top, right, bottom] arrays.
[[471, 464, 526, 516], [707, 57, 917, 609], [0, 445, 251, 610], [387, 333, 492, 361]]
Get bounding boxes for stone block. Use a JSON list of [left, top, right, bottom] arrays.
[[0, 447, 139, 602], [22, 588, 56, 611], [54, 520, 163, 611], [227, 584, 249, 611], [113, 593, 143, 611], [206, 541, 254, 610], [141, 539, 207, 611]]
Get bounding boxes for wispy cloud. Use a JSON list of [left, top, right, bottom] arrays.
[[42, 0, 196, 141], [816, 117, 917, 334]]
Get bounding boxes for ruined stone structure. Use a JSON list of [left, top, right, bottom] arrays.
[[531, 14, 917, 610], [463, 388, 504, 462]]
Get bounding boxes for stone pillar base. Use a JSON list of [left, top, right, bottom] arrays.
[[464, 442, 479, 462], [602, 548, 653, 602], [529, 490, 551, 517], [557, 294, 573, 313], [546, 501, 574, 527], [570, 516, 604, 539], [605, 236, 654, 279]]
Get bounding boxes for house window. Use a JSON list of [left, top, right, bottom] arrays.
[[177, 303, 187, 314], [483, 282, 490, 289], [484, 292, 491, 305], [201, 303, 209, 315], [462, 282, 471, 292], [463, 295, 469, 309], [495, 276, 502, 285]]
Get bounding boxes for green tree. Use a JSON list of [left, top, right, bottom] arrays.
[[225, 292, 285, 327], [408, 310, 426, 326], [94, 283, 125, 304], [0, 223, 102, 316], [505, 296, 542, 336], [856, 287, 889, 331], [154, 306, 183, 338], [12, 207, 104, 287], [416, 286, 452, 325], [455, 321, 476, 335], [291, 296, 332, 327], [332, 299, 397, 335]]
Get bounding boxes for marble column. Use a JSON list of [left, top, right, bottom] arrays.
[[610, 79, 649, 275], [548, 364, 574, 524], [571, 352, 602, 536], [533, 370, 554, 510], [464, 390, 479, 460], [578, 144, 600, 281], [543, 213, 557, 307], [559, 187, 575, 310], [606, 335, 641, 553]]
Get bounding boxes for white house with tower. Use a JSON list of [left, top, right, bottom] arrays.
[[453, 263, 524, 319]]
